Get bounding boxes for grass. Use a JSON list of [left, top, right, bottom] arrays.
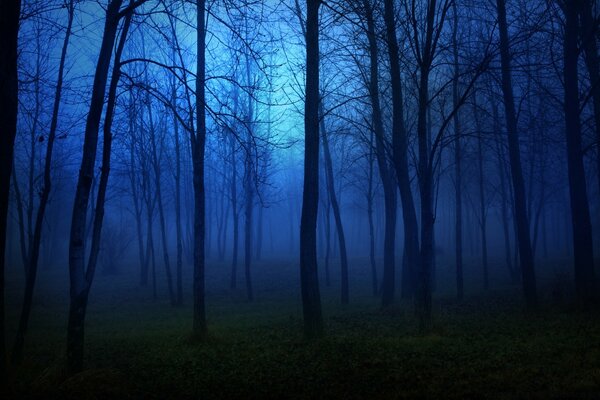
[[3, 257, 600, 399]]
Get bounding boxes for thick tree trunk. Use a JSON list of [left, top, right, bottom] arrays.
[[320, 107, 349, 304], [0, 0, 21, 378], [496, 0, 537, 308], [383, 0, 419, 301], [299, 0, 324, 339], [11, 0, 74, 365], [363, 0, 397, 308], [563, 0, 596, 307], [67, 1, 130, 373], [414, 0, 438, 334]]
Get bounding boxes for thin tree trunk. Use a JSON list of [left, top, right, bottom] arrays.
[[367, 130, 377, 296], [452, 2, 463, 301], [173, 81, 183, 306], [474, 97, 489, 290], [147, 95, 175, 305], [563, 0, 596, 307], [11, 0, 75, 364], [193, 0, 208, 338], [255, 204, 263, 261], [496, 0, 537, 308], [320, 106, 349, 305]]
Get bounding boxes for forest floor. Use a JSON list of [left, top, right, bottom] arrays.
[[3, 257, 600, 399]]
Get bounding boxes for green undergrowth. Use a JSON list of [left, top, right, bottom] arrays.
[[3, 261, 600, 399]]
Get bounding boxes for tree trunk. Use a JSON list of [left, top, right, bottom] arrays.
[[244, 162, 254, 302], [579, 0, 600, 221], [320, 106, 349, 305], [0, 0, 22, 379], [147, 95, 176, 305], [173, 81, 183, 306], [383, 0, 419, 301], [496, 0, 537, 308], [452, 2, 463, 301], [11, 0, 74, 365], [193, 0, 207, 338], [367, 130, 377, 296], [363, 0, 397, 308], [299, 0, 324, 339], [474, 97, 489, 290], [67, 1, 130, 373], [255, 204, 263, 261], [323, 196, 331, 287], [563, 0, 596, 307]]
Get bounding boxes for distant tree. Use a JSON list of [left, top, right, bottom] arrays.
[[320, 103, 349, 304]]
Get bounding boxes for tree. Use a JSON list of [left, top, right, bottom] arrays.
[[495, 0, 537, 308], [320, 103, 349, 304], [193, 0, 208, 338], [360, 0, 398, 308], [561, 0, 596, 307], [67, 0, 134, 373], [11, 0, 75, 365], [383, 0, 420, 301], [300, 0, 324, 339], [452, 0, 464, 301]]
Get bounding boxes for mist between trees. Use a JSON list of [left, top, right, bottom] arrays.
[[0, 0, 599, 381]]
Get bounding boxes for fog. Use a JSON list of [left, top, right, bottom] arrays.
[[2, 0, 600, 397]]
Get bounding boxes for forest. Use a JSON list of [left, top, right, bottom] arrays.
[[1, 0, 600, 398]]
